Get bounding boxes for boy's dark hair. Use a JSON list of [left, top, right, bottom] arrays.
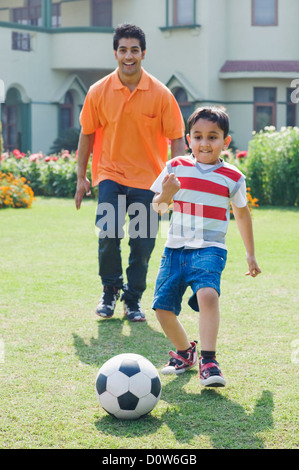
[[187, 106, 229, 137], [113, 24, 146, 51]]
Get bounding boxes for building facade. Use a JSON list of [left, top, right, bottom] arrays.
[[0, 0, 298, 154]]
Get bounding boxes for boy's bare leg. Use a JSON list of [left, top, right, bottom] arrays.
[[196, 287, 220, 351], [155, 309, 191, 351]]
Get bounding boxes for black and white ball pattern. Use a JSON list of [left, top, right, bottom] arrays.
[[95, 353, 162, 420]]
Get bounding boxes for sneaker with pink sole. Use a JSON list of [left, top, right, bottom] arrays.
[[161, 341, 198, 375]]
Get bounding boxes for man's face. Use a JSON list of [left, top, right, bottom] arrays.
[[114, 37, 145, 77]]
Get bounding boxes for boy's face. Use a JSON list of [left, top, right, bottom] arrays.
[[187, 118, 231, 165], [114, 37, 145, 77]]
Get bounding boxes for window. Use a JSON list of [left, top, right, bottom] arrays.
[[52, 2, 61, 28], [254, 87, 276, 131], [92, 0, 112, 27], [60, 92, 74, 131], [173, 0, 194, 26], [2, 104, 19, 151], [173, 87, 193, 121], [161, 0, 198, 29], [13, 0, 42, 26], [12, 31, 31, 51], [286, 88, 297, 127], [252, 0, 278, 26]]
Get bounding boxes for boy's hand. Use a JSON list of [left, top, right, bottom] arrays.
[[152, 173, 181, 213], [245, 254, 261, 277], [162, 173, 181, 196]]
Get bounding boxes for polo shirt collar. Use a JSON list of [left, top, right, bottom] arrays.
[[113, 67, 150, 90]]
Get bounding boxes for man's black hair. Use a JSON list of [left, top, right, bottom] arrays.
[[113, 23, 146, 51]]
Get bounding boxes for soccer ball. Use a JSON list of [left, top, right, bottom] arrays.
[[95, 353, 162, 420]]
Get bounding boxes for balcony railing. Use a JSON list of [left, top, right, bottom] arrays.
[[0, 0, 113, 32]]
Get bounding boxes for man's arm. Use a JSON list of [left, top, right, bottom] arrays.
[[75, 131, 95, 210], [232, 204, 262, 277], [170, 137, 185, 158]]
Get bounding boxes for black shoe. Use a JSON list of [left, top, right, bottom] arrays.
[[122, 295, 146, 322], [96, 286, 120, 318]]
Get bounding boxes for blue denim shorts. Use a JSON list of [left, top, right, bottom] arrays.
[[152, 246, 227, 316]]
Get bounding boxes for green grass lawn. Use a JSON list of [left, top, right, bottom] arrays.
[[0, 197, 298, 449]]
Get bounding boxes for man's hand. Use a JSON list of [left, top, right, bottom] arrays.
[[75, 176, 91, 210], [74, 131, 95, 210]]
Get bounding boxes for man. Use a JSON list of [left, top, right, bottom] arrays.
[[75, 24, 185, 322]]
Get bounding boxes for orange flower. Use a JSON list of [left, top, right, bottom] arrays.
[[0, 171, 35, 209]]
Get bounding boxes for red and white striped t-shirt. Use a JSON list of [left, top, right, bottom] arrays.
[[151, 155, 246, 249]]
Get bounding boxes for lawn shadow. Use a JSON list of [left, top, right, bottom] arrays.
[[93, 369, 274, 448], [73, 317, 274, 449], [159, 372, 274, 449], [72, 314, 170, 369]]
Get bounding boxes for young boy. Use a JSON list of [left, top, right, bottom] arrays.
[[151, 106, 261, 387]]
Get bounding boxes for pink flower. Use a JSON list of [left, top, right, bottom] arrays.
[[29, 153, 43, 162], [221, 150, 231, 158], [61, 150, 70, 159], [236, 151, 247, 159], [1, 152, 9, 161]]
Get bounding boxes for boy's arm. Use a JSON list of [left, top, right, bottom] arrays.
[[232, 204, 262, 277], [152, 173, 181, 214]]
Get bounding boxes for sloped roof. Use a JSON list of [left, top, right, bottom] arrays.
[[51, 74, 87, 103], [166, 71, 201, 101], [220, 60, 299, 73]]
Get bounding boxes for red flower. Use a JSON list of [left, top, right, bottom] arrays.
[[12, 149, 25, 159], [236, 151, 247, 159]]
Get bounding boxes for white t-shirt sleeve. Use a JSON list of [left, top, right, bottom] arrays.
[[150, 167, 168, 194], [230, 180, 247, 207]]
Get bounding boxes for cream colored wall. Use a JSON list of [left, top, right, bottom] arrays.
[[50, 32, 115, 70], [61, 0, 90, 28], [0, 0, 23, 8], [0, 9, 9, 21], [227, 0, 299, 60], [31, 103, 58, 153]]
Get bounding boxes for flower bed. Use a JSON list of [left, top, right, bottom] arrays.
[[0, 171, 35, 208], [1, 147, 260, 212], [0, 149, 97, 199]]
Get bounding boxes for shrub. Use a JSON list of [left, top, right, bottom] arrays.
[[0, 171, 35, 208], [0, 122, 3, 157], [0, 150, 97, 199], [49, 127, 80, 154], [229, 187, 259, 219], [245, 126, 299, 206]]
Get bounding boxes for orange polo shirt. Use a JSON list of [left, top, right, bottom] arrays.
[[80, 68, 185, 189]]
